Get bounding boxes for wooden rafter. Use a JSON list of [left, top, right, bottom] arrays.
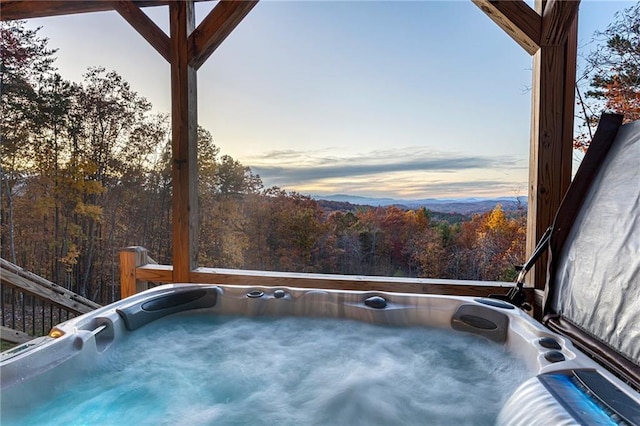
[[0, 0, 207, 21], [114, 1, 171, 63], [541, 0, 580, 45], [188, 0, 258, 70], [471, 0, 541, 55]]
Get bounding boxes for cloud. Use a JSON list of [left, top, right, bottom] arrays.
[[252, 148, 344, 166], [249, 147, 525, 185], [294, 176, 527, 199], [241, 146, 528, 198]]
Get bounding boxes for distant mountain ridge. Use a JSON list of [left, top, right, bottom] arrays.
[[312, 194, 527, 215]]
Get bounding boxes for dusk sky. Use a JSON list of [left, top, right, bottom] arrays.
[[22, 1, 635, 200]]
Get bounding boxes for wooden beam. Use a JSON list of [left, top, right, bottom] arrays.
[[190, 267, 515, 296], [133, 263, 518, 297], [0, 326, 32, 344], [114, 0, 171, 63], [136, 264, 174, 282], [527, 2, 578, 295], [0, 267, 98, 314], [0, 0, 210, 21], [188, 0, 258, 70], [170, 1, 199, 282], [1, 258, 100, 311], [472, 0, 541, 55], [541, 0, 580, 45]]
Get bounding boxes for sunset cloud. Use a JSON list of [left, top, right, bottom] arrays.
[[245, 147, 527, 198]]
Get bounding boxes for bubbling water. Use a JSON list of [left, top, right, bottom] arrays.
[[8, 314, 531, 425]]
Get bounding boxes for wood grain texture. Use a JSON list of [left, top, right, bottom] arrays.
[[527, 2, 577, 293], [170, 1, 198, 282], [114, 0, 171, 62], [527, 46, 564, 291], [541, 0, 580, 45], [0, 325, 32, 344], [472, 0, 541, 55], [119, 246, 154, 299], [0, 0, 209, 21], [561, 15, 578, 199], [188, 0, 258, 69], [136, 264, 174, 282], [0, 267, 98, 314], [1, 258, 100, 311]]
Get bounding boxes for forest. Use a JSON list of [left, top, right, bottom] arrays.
[[2, 3, 637, 305]]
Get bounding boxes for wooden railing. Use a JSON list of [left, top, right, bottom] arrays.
[[120, 246, 527, 301], [0, 258, 101, 345]]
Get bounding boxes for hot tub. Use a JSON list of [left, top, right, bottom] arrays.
[[2, 284, 639, 425]]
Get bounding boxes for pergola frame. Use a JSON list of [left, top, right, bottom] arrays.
[[1, 0, 581, 308]]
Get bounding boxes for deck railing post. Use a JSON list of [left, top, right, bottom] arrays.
[[119, 246, 150, 299]]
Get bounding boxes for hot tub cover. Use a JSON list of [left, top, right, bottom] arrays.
[[544, 114, 640, 387]]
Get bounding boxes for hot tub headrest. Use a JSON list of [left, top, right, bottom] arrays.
[[117, 287, 218, 331], [451, 304, 508, 343]]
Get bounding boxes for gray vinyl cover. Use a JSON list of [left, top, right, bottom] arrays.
[[551, 120, 640, 366]]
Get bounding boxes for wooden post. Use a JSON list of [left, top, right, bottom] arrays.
[[119, 246, 150, 299], [527, 1, 578, 300], [473, 0, 579, 306], [113, 1, 257, 286], [170, 1, 198, 283]]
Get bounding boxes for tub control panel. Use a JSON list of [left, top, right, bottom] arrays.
[[538, 369, 640, 425]]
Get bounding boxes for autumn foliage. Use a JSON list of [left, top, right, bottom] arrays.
[[575, 3, 640, 151], [0, 22, 526, 304]]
